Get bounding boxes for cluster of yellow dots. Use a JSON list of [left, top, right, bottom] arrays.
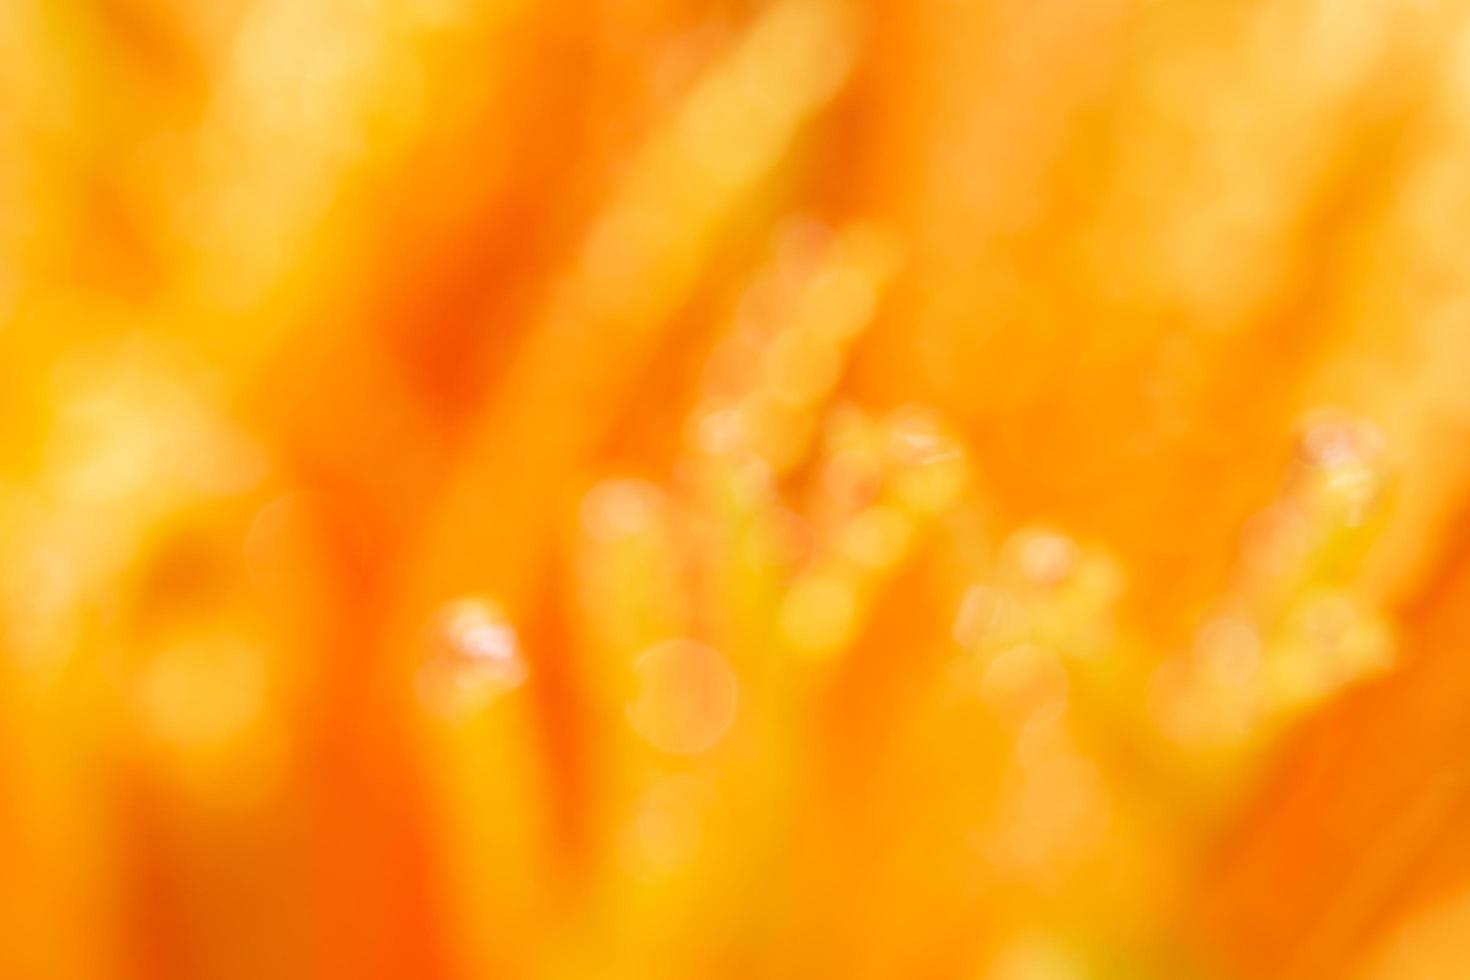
[[1154, 412, 1395, 751], [420, 213, 1404, 916]]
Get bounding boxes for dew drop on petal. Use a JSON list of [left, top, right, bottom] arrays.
[[839, 504, 912, 570], [1193, 612, 1261, 687], [418, 598, 527, 717], [1005, 528, 1078, 588], [580, 479, 664, 543], [1297, 411, 1383, 471], [626, 639, 739, 756], [622, 772, 721, 878], [779, 572, 858, 659]]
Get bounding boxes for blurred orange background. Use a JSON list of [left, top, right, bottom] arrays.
[[7, 0, 1470, 977]]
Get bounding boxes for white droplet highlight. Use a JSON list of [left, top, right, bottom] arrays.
[[419, 598, 527, 717]]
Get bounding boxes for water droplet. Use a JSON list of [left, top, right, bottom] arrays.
[[839, 505, 912, 570], [1193, 612, 1261, 687], [626, 639, 738, 756], [580, 479, 664, 542], [622, 773, 721, 878], [887, 406, 957, 467], [1298, 411, 1383, 471], [953, 585, 1027, 651], [779, 572, 858, 659], [886, 408, 968, 511], [1296, 412, 1387, 525], [418, 598, 526, 717], [691, 406, 745, 457], [1005, 528, 1078, 588], [1268, 592, 1394, 710]]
